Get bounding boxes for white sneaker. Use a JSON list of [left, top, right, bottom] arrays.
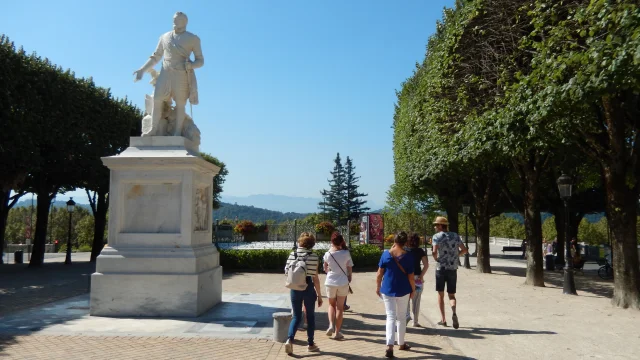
[[333, 332, 344, 340], [284, 339, 293, 355], [326, 327, 334, 336]]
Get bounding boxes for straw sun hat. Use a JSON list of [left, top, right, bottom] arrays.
[[433, 216, 449, 226]]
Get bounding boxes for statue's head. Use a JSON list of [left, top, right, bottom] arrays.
[[173, 12, 188, 33]]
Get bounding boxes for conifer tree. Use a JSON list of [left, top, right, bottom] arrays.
[[344, 156, 369, 220], [319, 153, 346, 223]]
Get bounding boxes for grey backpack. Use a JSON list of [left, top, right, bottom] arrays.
[[285, 252, 309, 291]]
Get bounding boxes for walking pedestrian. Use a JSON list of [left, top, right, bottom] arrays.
[[431, 216, 467, 329], [405, 233, 429, 327], [376, 231, 415, 358], [323, 232, 353, 340], [284, 232, 323, 355]]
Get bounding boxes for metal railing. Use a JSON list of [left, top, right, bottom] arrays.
[[212, 220, 352, 249]]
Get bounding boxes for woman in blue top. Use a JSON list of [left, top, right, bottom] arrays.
[[376, 231, 415, 358]]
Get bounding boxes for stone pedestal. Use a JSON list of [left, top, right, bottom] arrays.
[[90, 136, 222, 317]]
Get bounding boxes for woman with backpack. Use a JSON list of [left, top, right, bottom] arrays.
[[284, 232, 323, 355], [323, 232, 354, 340], [376, 231, 415, 358]]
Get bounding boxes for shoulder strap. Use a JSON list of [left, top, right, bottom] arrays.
[[392, 253, 407, 275], [328, 251, 349, 277]]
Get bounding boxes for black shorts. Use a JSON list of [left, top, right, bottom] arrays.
[[435, 269, 457, 294]]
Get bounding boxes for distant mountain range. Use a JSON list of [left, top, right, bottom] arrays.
[[221, 194, 382, 214], [212, 202, 308, 223]]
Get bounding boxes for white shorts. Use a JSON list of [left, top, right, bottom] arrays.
[[325, 284, 350, 298]]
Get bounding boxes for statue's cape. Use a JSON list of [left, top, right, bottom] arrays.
[[168, 34, 199, 105]]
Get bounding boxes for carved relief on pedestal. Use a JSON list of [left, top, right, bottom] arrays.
[[194, 186, 210, 231]]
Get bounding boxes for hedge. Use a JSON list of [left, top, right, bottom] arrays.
[[219, 244, 383, 271]]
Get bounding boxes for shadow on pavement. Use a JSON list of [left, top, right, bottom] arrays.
[[490, 265, 614, 298], [435, 326, 555, 340]]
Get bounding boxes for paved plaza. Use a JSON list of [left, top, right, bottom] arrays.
[[1, 253, 638, 359]]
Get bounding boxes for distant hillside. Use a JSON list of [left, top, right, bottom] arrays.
[[221, 194, 382, 214], [212, 202, 308, 223], [14, 199, 92, 210]]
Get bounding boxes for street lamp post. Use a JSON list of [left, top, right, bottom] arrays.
[[557, 174, 577, 295], [463, 205, 471, 269], [64, 198, 76, 265]]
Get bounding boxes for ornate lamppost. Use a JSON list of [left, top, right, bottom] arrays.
[[64, 198, 76, 265], [463, 204, 471, 269], [557, 174, 577, 295]]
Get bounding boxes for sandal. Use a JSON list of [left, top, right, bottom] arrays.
[[399, 344, 411, 351], [437, 321, 447, 327], [385, 349, 394, 358], [452, 314, 459, 329]]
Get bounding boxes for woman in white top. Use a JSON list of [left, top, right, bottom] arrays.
[[323, 232, 353, 340]]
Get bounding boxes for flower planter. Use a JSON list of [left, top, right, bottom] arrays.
[[244, 232, 269, 242]]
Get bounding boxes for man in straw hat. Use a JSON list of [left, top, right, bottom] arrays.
[[431, 216, 467, 329]]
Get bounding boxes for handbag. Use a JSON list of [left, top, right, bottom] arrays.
[[328, 252, 354, 294]]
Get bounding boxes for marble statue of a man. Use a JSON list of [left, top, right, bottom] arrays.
[[133, 12, 204, 137]]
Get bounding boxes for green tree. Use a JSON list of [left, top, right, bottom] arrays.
[[516, 0, 640, 308], [75, 214, 95, 249], [0, 35, 38, 263], [83, 93, 141, 262], [542, 216, 557, 242], [319, 153, 347, 224], [200, 153, 229, 210], [344, 156, 369, 221]]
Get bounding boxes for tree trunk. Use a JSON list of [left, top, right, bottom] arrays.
[[602, 165, 640, 309], [90, 191, 108, 262], [444, 199, 460, 233], [0, 191, 9, 265], [471, 176, 492, 273], [553, 208, 565, 266], [517, 157, 545, 287], [29, 188, 55, 267], [568, 212, 584, 240]]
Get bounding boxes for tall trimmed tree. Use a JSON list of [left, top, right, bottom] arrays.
[[319, 153, 346, 223], [344, 156, 369, 221]]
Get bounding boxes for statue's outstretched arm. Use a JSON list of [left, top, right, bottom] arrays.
[[190, 36, 204, 69], [139, 37, 164, 73]]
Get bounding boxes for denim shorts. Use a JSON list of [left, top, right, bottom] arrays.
[[435, 269, 457, 294]]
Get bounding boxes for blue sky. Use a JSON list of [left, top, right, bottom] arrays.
[[3, 0, 453, 207]]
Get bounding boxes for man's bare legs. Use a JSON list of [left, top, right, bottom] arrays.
[[438, 292, 458, 326], [437, 291, 446, 323], [449, 293, 459, 329], [449, 293, 456, 315]]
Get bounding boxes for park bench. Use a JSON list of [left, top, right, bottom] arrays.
[[502, 246, 522, 254]]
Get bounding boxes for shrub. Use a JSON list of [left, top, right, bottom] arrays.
[[219, 244, 384, 271], [315, 221, 336, 236], [349, 244, 383, 267]]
